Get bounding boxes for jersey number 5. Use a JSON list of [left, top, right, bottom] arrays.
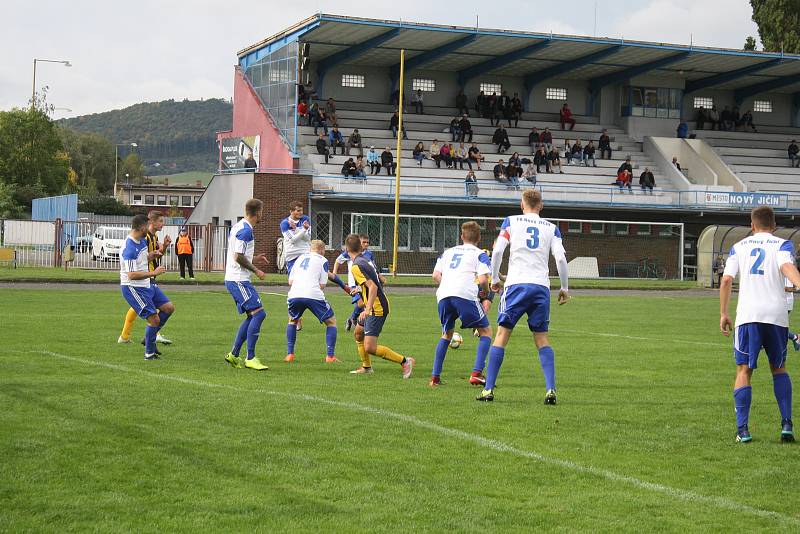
[[750, 248, 765, 275], [526, 226, 540, 249], [449, 254, 463, 269]]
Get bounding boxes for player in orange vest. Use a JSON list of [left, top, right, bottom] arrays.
[[176, 227, 195, 280]]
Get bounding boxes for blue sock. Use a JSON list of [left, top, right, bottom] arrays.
[[246, 310, 267, 360], [790, 332, 797, 342], [432, 337, 449, 378], [350, 303, 361, 321], [232, 316, 251, 356], [144, 325, 157, 355], [734, 386, 752, 429], [325, 326, 337, 356], [286, 323, 297, 354], [538, 346, 556, 390], [773, 373, 793, 421], [473, 336, 491, 373], [485, 346, 505, 390], [156, 310, 171, 332]]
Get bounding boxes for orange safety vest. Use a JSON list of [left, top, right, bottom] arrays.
[[176, 235, 193, 255]]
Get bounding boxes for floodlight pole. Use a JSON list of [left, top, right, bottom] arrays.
[[391, 49, 405, 277]]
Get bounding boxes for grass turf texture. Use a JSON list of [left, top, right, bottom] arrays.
[[1, 287, 798, 531]]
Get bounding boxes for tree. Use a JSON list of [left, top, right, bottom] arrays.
[[120, 153, 145, 185], [58, 128, 115, 193], [744, 36, 757, 50], [0, 182, 24, 218], [750, 0, 800, 53], [78, 194, 131, 216]]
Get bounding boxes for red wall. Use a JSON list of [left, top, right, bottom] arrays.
[[217, 67, 295, 172]]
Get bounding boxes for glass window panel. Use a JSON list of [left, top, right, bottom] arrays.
[[631, 88, 643, 106], [754, 100, 772, 113], [545, 87, 568, 100], [479, 82, 502, 95], [693, 96, 713, 109], [412, 78, 436, 92]]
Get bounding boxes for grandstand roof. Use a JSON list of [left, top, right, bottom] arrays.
[[239, 14, 800, 97]]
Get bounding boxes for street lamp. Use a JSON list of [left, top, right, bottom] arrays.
[[31, 59, 72, 107], [114, 142, 138, 197]]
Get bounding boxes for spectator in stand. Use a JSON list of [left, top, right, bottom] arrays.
[[390, 111, 408, 139], [677, 121, 689, 139], [488, 92, 499, 125], [672, 156, 682, 172], [465, 170, 479, 197], [412, 89, 424, 114], [731, 106, 741, 130], [548, 147, 564, 174], [297, 100, 309, 125], [381, 147, 396, 175], [456, 90, 469, 116], [329, 127, 345, 155], [598, 129, 612, 159], [355, 155, 367, 179], [455, 143, 470, 170], [493, 159, 511, 185], [440, 143, 454, 169], [789, 140, 800, 168], [540, 127, 553, 152], [325, 98, 337, 124], [583, 140, 597, 167], [615, 168, 633, 192], [449, 117, 461, 142], [176, 228, 195, 280], [476, 90, 487, 117], [618, 156, 633, 176], [413, 142, 428, 166], [507, 152, 523, 187], [313, 108, 328, 136], [740, 110, 757, 132], [560, 102, 576, 130], [720, 106, 733, 131], [493, 125, 511, 154], [459, 115, 474, 143], [244, 152, 257, 171], [534, 146, 549, 174], [639, 167, 655, 194], [523, 162, 537, 185], [567, 140, 583, 165], [707, 105, 719, 130], [696, 106, 707, 130], [528, 127, 541, 154], [341, 157, 357, 178], [430, 139, 442, 168], [366, 146, 381, 174], [498, 91, 512, 127], [346, 128, 363, 156], [316, 133, 331, 164], [468, 143, 484, 170], [511, 93, 523, 128]]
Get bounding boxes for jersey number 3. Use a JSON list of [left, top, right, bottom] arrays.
[[750, 248, 765, 275], [526, 227, 540, 250]]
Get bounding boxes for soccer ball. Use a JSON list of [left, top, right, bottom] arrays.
[[449, 332, 463, 349]]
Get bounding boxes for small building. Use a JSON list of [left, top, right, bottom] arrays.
[[118, 182, 205, 218]]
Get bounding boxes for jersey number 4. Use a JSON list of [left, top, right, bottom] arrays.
[[526, 227, 540, 249], [750, 248, 765, 275], [300, 257, 311, 270]]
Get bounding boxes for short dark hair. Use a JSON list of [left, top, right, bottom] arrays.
[[751, 206, 776, 230], [358, 233, 370, 241], [345, 234, 362, 253], [245, 198, 263, 217], [289, 201, 303, 211], [131, 214, 148, 230], [147, 210, 163, 222]]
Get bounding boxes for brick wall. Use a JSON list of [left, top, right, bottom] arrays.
[[252, 172, 313, 272]]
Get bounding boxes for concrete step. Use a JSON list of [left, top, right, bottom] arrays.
[[714, 146, 789, 158], [694, 130, 798, 144], [724, 155, 800, 167], [731, 164, 800, 175]]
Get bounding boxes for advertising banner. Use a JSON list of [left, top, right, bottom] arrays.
[[220, 135, 260, 170], [703, 191, 787, 210]]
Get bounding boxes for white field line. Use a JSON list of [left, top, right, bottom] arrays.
[[555, 328, 728, 347], [14, 349, 798, 526]]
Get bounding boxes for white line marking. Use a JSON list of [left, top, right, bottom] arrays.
[[17, 349, 798, 526], [556, 328, 727, 347]]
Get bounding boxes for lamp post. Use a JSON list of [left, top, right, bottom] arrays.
[[32, 59, 72, 107], [115, 143, 138, 198]]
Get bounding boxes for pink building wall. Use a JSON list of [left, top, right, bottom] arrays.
[[217, 67, 295, 171]]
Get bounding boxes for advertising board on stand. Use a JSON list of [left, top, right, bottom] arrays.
[[703, 191, 788, 211], [220, 135, 260, 170]]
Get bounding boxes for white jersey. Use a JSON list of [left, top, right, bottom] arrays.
[[336, 249, 378, 287], [288, 252, 329, 301], [225, 219, 255, 282], [434, 244, 491, 302], [120, 235, 150, 288], [281, 215, 312, 262], [723, 232, 794, 327], [492, 214, 566, 288]]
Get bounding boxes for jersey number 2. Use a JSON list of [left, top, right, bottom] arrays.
[[299, 257, 311, 270], [526, 227, 540, 249], [750, 248, 765, 275]]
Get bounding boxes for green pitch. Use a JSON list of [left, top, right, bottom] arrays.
[[1, 287, 798, 531]]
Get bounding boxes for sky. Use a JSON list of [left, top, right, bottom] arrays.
[[1, 0, 761, 120]]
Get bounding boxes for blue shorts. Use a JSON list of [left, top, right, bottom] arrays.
[[288, 297, 334, 323], [351, 293, 363, 305], [225, 280, 263, 314], [497, 284, 551, 332], [734, 323, 788, 369], [358, 315, 387, 337], [121, 284, 169, 318], [286, 258, 297, 275], [438, 296, 489, 333]]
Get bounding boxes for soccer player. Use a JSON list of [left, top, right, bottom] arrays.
[[719, 206, 800, 443], [785, 280, 800, 350], [119, 214, 174, 360], [344, 233, 415, 377], [478, 189, 569, 402], [224, 198, 270, 371], [430, 221, 492, 387], [333, 233, 384, 331], [285, 240, 346, 363], [118, 210, 173, 347], [280, 201, 312, 275]]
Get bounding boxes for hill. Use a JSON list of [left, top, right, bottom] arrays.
[[59, 98, 231, 175]]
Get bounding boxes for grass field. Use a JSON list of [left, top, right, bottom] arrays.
[[2, 286, 799, 531]]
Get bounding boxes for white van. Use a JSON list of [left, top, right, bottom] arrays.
[[92, 226, 128, 261]]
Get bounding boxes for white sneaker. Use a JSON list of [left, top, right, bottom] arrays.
[[117, 336, 131, 344], [156, 334, 173, 345], [401, 357, 415, 379]]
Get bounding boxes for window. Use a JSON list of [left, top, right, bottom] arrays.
[[132, 194, 142, 205], [352, 214, 383, 250], [442, 218, 460, 249], [479, 82, 502, 95], [637, 224, 652, 236], [546, 87, 567, 101], [412, 78, 435, 92], [145, 195, 154, 205], [181, 196, 192, 206], [313, 211, 332, 246], [693, 96, 713, 109], [397, 217, 411, 251], [341, 74, 365, 88], [624, 86, 682, 118], [194, 196, 201, 205], [169, 195, 179, 206], [590, 223, 605, 234], [567, 221, 582, 234], [419, 219, 435, 251], [753, 100, 772, 113], [157, 195, 167, 206], [615, 224, 630, 236], [659, 225, 674, 237]]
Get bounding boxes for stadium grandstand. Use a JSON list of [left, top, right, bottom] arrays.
[[189, 13, 800, 281]]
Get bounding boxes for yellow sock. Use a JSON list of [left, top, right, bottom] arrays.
[[375, 345, 404, 364], [356, 342, 372, 368], [120, 308, 137, 340]]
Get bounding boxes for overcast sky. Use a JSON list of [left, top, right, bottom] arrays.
[[2, 0, 760, 120]]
